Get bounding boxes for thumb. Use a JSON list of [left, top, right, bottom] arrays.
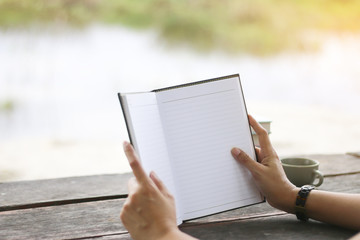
[[231, 147, 263, 175]]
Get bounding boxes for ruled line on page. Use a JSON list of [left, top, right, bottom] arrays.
[[162, 89, 234, 103]]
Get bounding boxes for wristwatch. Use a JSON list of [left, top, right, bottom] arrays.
[[295, 185, 315, 221]]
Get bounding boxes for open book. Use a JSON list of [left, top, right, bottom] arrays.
[[118, 74, 264, 224]]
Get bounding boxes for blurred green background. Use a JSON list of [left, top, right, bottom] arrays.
[[1, 0, 360, 182], [1, 0, 360, 55]]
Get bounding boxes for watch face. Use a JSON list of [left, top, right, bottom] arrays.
[[302, 185, 315, 191]]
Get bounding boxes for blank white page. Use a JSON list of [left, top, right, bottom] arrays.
[[121, 93, 183, 223], [156, 76, 263, 220]]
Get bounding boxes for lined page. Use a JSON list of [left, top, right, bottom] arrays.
[[122, 93, 182, 223], [156, 76, 263, 220]]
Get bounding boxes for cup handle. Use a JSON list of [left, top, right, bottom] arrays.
[[312, 169, 324, 187]]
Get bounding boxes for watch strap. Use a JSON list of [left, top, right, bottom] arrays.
[[295, 185, 315, 221]]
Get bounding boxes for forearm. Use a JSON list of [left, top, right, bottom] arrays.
[[305, 190, 360, 230], [282, 189, 360, 230]]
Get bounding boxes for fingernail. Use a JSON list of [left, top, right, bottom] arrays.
[[231, 147, 241, 155], [123, 141, 129, 149]]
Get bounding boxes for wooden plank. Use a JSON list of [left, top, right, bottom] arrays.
[[26, 214, 356, 240], [0, 173, 132, 210], [0, 200, 281, 239], [1, 201, 356, 240], [181, 214, 358, 240], [1, 174, 359, 240], [0, 199, 127, 240], [318, 174, 360, 193], [44, 217, 359, 240]]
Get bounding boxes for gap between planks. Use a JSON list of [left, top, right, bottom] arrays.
[[0, 194, 127, 212], [324, 171, 360, 178]]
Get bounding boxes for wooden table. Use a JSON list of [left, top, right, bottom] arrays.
[[1, 154, 360, 239]]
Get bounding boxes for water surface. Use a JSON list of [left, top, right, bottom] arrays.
[[0, 25, 359, 181]]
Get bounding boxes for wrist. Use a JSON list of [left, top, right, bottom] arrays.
[[295, 185, 315, 221], [276, 186, 300, 213]]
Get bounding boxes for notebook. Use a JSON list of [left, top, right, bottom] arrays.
[[118, 74, 264, 224]]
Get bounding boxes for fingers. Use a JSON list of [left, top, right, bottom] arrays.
[[255, 147, 262, 162], [231, 147, 263, 175], [248, 115, 273, 154], [123, 143, 169, 197], [150, 171, 169, 195], [123, 141, 149, 185], [120, 197, 137, 227], [127, 177, 139, 195]]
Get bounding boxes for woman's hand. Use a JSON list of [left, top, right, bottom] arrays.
[[120, 141, 196, 240], [232, 115, 360, 230], [231, 115, 298, 213]]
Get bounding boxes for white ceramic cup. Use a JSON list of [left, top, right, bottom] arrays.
[[281, 157, 324, 187]]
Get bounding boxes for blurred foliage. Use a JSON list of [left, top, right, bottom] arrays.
[[0, 99, 15, 112], [0, 0, 360, 55]]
